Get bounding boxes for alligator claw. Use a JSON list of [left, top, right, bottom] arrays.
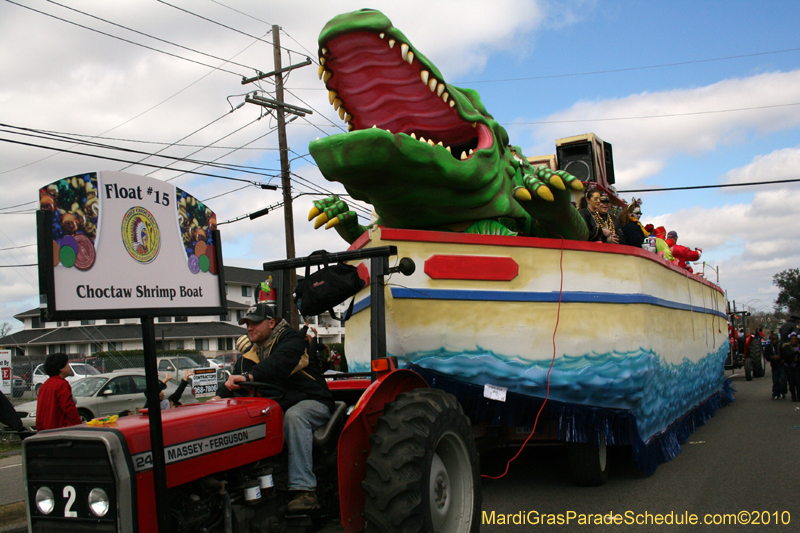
[[513, 187, 532, 201], [325, 216, 340, 229], [313, 212, 329, 229], [308, 206, 320, 221], [536, 186, 554, 202], [569, 179, 584, 191], [549, 175, 566, 191]]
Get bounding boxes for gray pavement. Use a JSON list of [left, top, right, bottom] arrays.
[[480, 367, 800, 531]]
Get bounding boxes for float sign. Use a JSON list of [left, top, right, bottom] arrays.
[[37, 171, 226, 320], [0, 350, 11, 396]]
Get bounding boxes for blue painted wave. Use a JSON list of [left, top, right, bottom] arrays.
[[351, 343, 728, 441]]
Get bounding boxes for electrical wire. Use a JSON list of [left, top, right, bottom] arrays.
[[509, 102, 800, 125], [43, 0, 261, 73], [0, 201, 36, 211], [157, 0, 273, 47], [0, 137, 275, 185], [280, 28, 321, 66], [4, 0, 244, 77], [617, 177, 800, 193], [0, 125, 281, 178], [207, 0, 272, 26], [0, 244, 35, 252], [460, 46, 800, 85]]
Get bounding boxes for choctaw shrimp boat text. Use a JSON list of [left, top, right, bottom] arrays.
[[342, 226, 732, 475]]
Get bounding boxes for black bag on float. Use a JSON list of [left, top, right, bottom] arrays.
[[294, 250, 366, 320]]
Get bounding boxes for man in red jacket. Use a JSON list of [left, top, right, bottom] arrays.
[[36, 353, 82, 431], [666, 231, 701, 270]]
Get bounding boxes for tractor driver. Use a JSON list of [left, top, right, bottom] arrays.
[[225, 302, 334, 513]]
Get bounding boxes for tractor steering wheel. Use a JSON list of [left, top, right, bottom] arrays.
[[234, 380, 286, 402]]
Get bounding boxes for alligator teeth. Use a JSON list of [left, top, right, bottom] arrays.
[[442, 92, 449, 103], [318, 65, 324, 79], [321, 48, 327, 55], [437, 84, 445, 97], [446, 146, 451, 153], [388, 39, 395, 48], [472, 123, 477, 128], [320, 57, 325, 65], [323, 70, 332, 83], [460, 151, 468, 160], [410, 132, 416, 139], [379, 33, 385, 39], [419, 136, 426, 143], [427, 139, 435, 146], [469, 149, 474, 155], [344, 113, 352, 122], [385, 129, 391, 133], [407, 51, 414, 64], [429, 79, 437, 92], [348, 123, 354, 131], [372, 125, 377, 128], [449, 100, 455, 107], [421, 70, 429, 84], [333, 98, 342, 111], [338, 107, 345, 120], [401, 43, 409, 61], [328, 90, 337, 104]]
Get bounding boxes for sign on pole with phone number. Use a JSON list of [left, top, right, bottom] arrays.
[[192, 368, 218, 398]]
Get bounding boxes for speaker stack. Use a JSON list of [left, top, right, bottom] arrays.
[[555, 133, 615, 188]]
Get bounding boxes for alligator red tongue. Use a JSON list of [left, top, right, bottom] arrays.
[[325, 31, 476, 147]]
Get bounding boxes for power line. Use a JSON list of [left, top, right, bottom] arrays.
[[0, 264, 36, 268], [509, 102, 800, 124], [0, 201, 36, 211], [0, 125, 281, 178], [43, 0, 261, 73], [207, 0, 272, 26], [4, 0, 244, 77], [0, 244, 35, 252], [459, 46, 800, 85], [156, 0, 274, 46], [0, 137, 276, 186], [618, 177, 800, 194], [121, 110, 241, 172]]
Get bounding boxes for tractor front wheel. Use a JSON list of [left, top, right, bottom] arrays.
[[363, 388, 481, 533]]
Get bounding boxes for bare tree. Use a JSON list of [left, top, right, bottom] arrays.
[[0, 321, 11, 338]]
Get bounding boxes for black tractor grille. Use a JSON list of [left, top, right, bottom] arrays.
[[26, 438, 118, 532]]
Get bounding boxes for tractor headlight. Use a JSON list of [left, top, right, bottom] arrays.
[[35, 487, 55, 514], [88, 488, 110, 517]]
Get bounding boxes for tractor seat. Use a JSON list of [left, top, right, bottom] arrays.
[[313, 401, 346, 447]]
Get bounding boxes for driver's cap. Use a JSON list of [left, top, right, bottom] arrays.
[[238, 302, 276, 325]]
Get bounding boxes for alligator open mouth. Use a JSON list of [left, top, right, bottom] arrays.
[[319, 31, 493, 161]]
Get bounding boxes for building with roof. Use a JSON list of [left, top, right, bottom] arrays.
[[0, 265, 345, 359]]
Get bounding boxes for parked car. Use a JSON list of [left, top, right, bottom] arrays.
[[157, 356, 226, 384], [208, 358, 224, 370], [32, 362, 100, 395], [5, 370, 199, 432]]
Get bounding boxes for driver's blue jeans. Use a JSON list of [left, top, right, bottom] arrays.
[[284, 399, 332, 491]]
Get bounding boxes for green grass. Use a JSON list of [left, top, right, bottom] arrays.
[[0, 501, 25, 525]]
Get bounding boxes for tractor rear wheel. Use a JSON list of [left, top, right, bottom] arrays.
[[744, 358, 753, 381], [363, 388, 481, 533]]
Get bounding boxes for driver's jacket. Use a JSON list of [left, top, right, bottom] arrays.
[[248, 321, 334, 413]]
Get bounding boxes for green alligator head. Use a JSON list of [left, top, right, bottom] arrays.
[[309, 9, 587, 240]]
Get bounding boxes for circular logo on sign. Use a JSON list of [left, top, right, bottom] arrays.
[[121, 207, 160, 264]]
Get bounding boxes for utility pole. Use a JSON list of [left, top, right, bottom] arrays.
[[242, 24, 312, 329]]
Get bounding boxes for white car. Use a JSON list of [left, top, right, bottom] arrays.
[[6, 370, 198, 432], [32, 362, 100, 396]]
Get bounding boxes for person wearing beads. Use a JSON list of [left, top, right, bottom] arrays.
[[579, 189, 625, 244]]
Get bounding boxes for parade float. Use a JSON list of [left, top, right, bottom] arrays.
[[307, 9, 732, 479]]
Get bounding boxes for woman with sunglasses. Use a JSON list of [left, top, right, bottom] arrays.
[[579, 189, 624, 243], [620, 201, 648, 248]]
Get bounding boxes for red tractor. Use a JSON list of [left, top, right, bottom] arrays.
[[22, 246, 481, 532]]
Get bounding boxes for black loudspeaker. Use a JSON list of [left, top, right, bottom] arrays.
[[556, 142, 594, 182], [555, 133, 615, 187], [604, 142, 615, 185]]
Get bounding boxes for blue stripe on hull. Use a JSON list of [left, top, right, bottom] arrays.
[[352, 288, 727, 318]]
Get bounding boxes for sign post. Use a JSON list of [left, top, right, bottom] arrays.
[[37, 171, 227, 533]]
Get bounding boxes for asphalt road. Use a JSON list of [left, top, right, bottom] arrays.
[[1, 370, 797, 532], [0, 454, 22, 507], [480, 368, 800, 532]]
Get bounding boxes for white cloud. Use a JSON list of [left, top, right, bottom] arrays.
[[527, 70, 800, 186]]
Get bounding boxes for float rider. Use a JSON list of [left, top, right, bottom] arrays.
[[225, 302, 334, 512]]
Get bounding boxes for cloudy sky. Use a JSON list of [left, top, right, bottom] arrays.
[[1, 0, 799, 332]]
